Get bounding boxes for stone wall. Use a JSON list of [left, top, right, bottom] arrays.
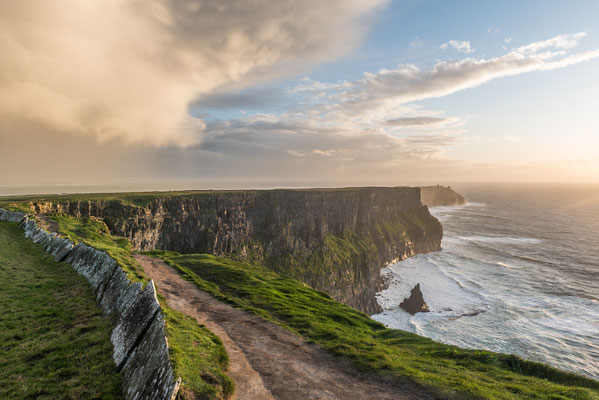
[[0, 208, 180, 400]]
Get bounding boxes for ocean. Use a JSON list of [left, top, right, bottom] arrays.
[[373, 183, 599, 380]]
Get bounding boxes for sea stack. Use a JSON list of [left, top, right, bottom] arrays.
[[400, 283, 430, 315]]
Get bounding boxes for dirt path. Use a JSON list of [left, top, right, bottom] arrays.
[[135, 255, 437, 400]]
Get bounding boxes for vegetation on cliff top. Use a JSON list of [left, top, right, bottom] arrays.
[[0, 221, 122, 399], [45, 214, 235, 400], [0, 186, 416, 210], [50, 213, 147, 283], [148, 250, 599, 400]]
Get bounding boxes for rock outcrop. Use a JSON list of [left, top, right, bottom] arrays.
[[399, 283, 430, 315], [420, 185, 466, 207], [29, 187, 443, 314]]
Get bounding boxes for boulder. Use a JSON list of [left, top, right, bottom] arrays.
[[399, 283, 430, 315]]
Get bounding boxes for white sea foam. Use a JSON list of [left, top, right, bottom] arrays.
[[496, 261, 517, 268], [374, 185, 599, 380], [373, 254, 489, 333], [458, 235, 541, 245]]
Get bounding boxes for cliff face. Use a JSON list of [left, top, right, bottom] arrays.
[[420, 185, 466, 207], [31, 187, 443, 314]]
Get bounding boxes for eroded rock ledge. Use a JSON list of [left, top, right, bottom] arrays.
[[420, 185, 466, 207]]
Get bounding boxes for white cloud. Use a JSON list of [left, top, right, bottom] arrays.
[[441, 40, 474, 54], [325, 32, 599, 119], [190, 32, 599, 176], [504, 135, 524, 142], [0, 0, 386, 147], [410, 37, 423, 47], [516, 32, 587, 54]]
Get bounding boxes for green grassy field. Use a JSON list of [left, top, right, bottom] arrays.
[[0, 221, 122, 399], [46, 214, 234, 399], [148, 250, 599, 400]]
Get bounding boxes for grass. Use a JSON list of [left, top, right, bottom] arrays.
[[0, 186, 415, 211], [0, 190, 253, 210], [50, 213, 146, 283], [266, 230, 378, 294], [259, 207, 440, 308], [161, 303, 235, 400], [147, 251, 599, 400], [45, 214, 234, 399], [0, 220, 122, 399]]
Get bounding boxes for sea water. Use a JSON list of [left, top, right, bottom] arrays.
[[373, 183, 599, 380]]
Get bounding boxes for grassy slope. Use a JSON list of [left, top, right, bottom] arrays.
[[0, 189, 257, 209], [147, 251, 599, 400], [47, 214, 234, 400], [0, 221, 122, 399]]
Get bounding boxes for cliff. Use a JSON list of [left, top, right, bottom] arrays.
[[27, 187, 443, 314], [420, 185, 466, 207]]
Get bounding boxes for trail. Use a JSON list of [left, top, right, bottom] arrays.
[[135, 255, 437, 400]]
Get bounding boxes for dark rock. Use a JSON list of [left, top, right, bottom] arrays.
[[399, 283, 430, 315], [111, 280, 161, 370], [53, 242, 73, 262], [120, 311, 180, 400]]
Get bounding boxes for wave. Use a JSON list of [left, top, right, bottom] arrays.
[[457, 235, 541, 245], [429, 202, 485, 213], [378, 184, 599, 380], [496, 261, 518, 269], [377, 255, 489, 318]]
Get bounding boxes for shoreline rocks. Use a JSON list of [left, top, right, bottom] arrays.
[[399, 283, 430, 315]]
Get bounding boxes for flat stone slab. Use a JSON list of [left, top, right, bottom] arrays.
[[111, 280, 161, 370], [120, 311, 180, 400]]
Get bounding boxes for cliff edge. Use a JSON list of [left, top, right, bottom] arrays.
[[420, 185, 466, 207], [24, 187, 443, 314]]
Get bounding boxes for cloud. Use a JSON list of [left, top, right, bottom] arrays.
[[187, 32, 599, 176], [515, 32, 587, 54], [441, 40, 474, 54], [410, 37, 423, 47], [326, 32, 599, 118], [384, 116, 449, 127], [504, 135, 524, 142], [190, 88, 287, 111], [185, 32, 599, 182], [0, 0, 386, 147]]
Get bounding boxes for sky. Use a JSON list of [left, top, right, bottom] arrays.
[[1, 0, 598, 191]]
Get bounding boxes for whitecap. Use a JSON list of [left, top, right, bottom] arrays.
[[458, 235, 541, 245], [496, 261, 517, 269]]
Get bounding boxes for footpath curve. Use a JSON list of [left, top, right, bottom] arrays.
[[135, 255, 437, 400]]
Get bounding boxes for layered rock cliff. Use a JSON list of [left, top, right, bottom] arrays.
[[29, 187, 443, 314], [420, 185, 466, 207]]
